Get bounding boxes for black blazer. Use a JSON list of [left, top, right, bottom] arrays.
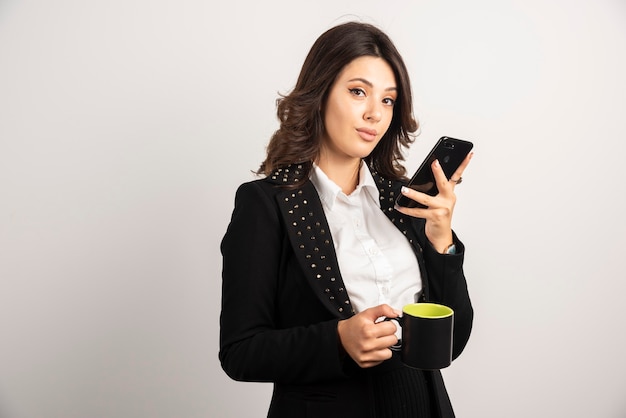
[[220, 164, 473, 418]]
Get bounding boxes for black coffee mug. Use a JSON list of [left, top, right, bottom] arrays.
[[388, 303, 454, 370]]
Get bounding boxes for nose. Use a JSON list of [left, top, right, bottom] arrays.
[[364, 101, 382, 123]]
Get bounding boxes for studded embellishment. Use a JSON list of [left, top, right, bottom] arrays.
[[370, 168, 420, 254], [275, 164, 355, 317]]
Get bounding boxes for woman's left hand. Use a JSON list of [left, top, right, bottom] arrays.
[[394, 152, 472, 253]]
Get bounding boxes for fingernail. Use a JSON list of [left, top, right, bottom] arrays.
[[434, 159, 440, 168], [401, 186, 409, 194]]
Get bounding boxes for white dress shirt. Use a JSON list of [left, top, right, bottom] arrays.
[[310, 163, 422, 317]]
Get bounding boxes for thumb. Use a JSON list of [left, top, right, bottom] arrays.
[[365, 304, 401, 321]]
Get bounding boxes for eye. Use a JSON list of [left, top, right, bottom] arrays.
[[383, 97, 396, 106], [349, 88, 366, 97]]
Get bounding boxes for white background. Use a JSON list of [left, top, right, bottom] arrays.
[[1, 0, 625, 417]]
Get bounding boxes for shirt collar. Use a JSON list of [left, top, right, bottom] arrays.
[[310, 162, 381, 211]]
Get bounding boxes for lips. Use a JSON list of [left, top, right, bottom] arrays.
[[356, 128, 378, 142]]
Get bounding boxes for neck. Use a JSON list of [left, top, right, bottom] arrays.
[[316, 157, 362, 195]]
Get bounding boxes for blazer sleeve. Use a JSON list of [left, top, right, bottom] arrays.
[[219, 181, 347, 384], [420, 230, 474, 361]]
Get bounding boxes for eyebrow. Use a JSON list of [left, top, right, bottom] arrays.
[[348, 78, 397, 92]]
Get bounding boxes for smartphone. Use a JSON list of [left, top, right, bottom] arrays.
[[395, 136, 474, 208]]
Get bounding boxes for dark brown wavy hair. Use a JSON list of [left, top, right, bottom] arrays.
[[258, 21, 419, 182]]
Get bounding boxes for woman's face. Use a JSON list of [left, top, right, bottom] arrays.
[[320, 56, 397, 165]]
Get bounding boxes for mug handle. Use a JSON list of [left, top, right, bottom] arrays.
[[383, 316, 403, 351]]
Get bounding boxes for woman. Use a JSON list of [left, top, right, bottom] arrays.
[[220, 21, 473, 418]]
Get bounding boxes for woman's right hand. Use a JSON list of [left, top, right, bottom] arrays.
[[337, 304, 401, 368]]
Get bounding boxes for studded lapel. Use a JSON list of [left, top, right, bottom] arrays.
[[370, 170, 422, 252], [271, 164, 353, 319], [271, 164, 426, 319]]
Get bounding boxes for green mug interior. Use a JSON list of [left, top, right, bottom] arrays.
[[403, 303, 453, 319]]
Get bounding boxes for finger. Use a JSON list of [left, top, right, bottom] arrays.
[[359, 348, 394, 368], [364, 304, 401, 321], [450, 152, 473, 186], [431, 159, 449, 188], [431, 159, 458, 200], [372, 320, 398, 338], [362, 337, 398, 358], [377, 333, 399, 349], [396, 186, 432, 211]]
